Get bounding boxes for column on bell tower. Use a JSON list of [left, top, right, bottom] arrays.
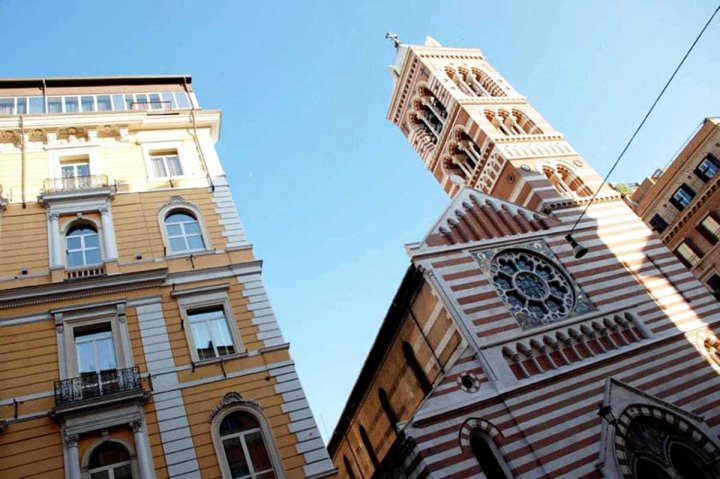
[[386, 36, 610, 212]]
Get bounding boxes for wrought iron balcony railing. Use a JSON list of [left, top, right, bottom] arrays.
[[54, 367, 142, 406], [42, 174, 110, 194]]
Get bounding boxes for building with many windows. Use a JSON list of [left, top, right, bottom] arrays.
[[631, 117, 720, 299], [329, 37, 720, 478], [0, 76, 335, 479]]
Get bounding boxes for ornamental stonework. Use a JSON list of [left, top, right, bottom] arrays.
[[473, 241, 594, 329]]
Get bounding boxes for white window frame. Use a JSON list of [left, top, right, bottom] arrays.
[[149, 151, 184, 179], [56, 303, 132, 380], [158, 199, 213, 257], [140, 141, 191, 180], [63, 218, 104, 269], [174, 286, 244, 364], [81, 438, 139, 479], [210, 401, 285, 479], [48, 146, 101, 181]]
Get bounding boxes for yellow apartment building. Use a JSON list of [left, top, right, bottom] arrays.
[[0, 76, 335, 479]]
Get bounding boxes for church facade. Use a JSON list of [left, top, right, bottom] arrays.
[[328, 38, 720, 478]]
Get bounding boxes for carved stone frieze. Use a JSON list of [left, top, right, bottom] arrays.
[[209, 392, 263, 422]]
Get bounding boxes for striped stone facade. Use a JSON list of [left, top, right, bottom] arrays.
[[329, 38, 720, 478], [0, 76, 334, 478]]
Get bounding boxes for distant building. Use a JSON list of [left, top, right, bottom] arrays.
[[0, 76, 334, 479], [631, 118, 720, 299], [329, 37, 720, 478]]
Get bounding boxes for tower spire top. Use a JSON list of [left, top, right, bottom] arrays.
[[385, 32, 402, 49]]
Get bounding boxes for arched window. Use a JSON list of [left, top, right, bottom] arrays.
[[378, 388, 398, 427], [87, 442, 133, 479], [470, 429, 509, 479], [218, 411, 277, 478], [624, 416, 719, 479], [402, 341, 432, 395], [359, 425, 380, 469], [164, 210, 205, 253], [66, 224, 101, 267]]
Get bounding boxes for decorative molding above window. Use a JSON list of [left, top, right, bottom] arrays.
[[209, 392, 263, 421], [473, 241, 594, 330]]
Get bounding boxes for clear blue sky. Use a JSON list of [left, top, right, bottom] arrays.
[[3, 0, 719, 440]]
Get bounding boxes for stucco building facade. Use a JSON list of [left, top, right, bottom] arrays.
[[0, 76, 335, 479], [329, 37, 720, 478], [631, 117, 720, 300]]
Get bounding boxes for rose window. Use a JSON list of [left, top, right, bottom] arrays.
[[490, 249, 575, 328]]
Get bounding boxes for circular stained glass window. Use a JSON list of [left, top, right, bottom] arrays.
[[490, 249, 575, 328]]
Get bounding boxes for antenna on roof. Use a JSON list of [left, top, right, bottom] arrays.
[[385, 32, 402, 49]]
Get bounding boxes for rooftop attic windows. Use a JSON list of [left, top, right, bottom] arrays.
[[0, 91, 191, 115]]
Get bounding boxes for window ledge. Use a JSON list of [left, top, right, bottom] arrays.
[[165, 248, 216, 259], [192, 351, 248, 368]]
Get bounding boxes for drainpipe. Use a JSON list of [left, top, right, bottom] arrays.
[[19, 115, 26, 208], [182, 78, 214, 192]]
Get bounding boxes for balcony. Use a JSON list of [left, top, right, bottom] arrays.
[[53, 367, 147, 414], [40, 174, 115, 203]]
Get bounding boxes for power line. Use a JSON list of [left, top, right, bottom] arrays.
[[569, 3, 720, 234]]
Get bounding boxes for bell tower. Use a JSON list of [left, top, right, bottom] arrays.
[[386, 35, 609, 212]]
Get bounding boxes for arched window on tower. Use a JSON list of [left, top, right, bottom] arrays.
[[470, 429, 510, 479], [402, 341, 432, 395], [378, 388, 398, 428], [445, 66, 473, 96], [414, 87, 447, 140], [511, 110, 542, 135], [556, 165, 592, 197], [471, 68, 507, 97], [542, 164, 591, 198], [359, 425, 380, 469]]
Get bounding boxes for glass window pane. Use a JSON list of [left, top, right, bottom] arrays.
[[161, 92, 175, 108], [76, 164, 90, 176], [169, 237, 186, 253], [96, 337, 116, 370], [166, 156, 183, 176], [29, 96, 44, 113], [68, 251, 84, 267], [166, 212, 195, 224], [84, 233, 99, 248], [0, 98, 15, 114], [48, 97, 62, 113], [81, 96, 95, 112], [67, 237, 81, 250], [65, 96, 79, 113], [112, 94, 126, 111], [97, 95, 111, 111], [76, 341, 96, 373], [191, 321, 215, 359], [151, 157, 167, 177], [85, 248, 102, 265], [16, 98, 27, 114], [89, 470, 110, 479], [175, 92, 191, 108], [166, 224, 182, 236], [184, 221, 200, 234], [125, 94, 134, 110], [135, 93, 148, 109], [210, 317, 233, 347], [149, 93, 161, 109], [187, 234, 205, 250], [246, 431, 273, 472], [223, 437, 250, 478], [113, 464, 132, 479]]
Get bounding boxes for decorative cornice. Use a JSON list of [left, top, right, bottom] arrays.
[[0, 268, 168, 309], [209, 392, 263, 422]]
